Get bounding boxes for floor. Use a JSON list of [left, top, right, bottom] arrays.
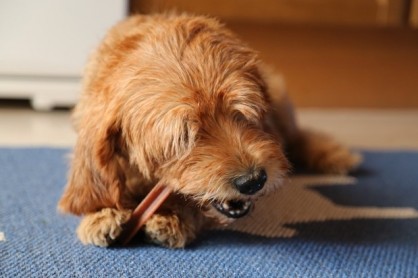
[[1, 106, 417, 150]]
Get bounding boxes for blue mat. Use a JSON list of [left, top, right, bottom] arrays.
[[1, 148, 418, 277]]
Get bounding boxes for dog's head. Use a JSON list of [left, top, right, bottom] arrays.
[[111, 17, 290, 223]]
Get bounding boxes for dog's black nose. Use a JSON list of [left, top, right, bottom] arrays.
[[233, 169, 267, 195]]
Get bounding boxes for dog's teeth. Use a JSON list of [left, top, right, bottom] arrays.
[[213, 199, 252, 218]]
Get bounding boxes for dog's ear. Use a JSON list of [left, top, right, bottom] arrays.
[[58, 111, 124, 215], [258, 64, 299, 143]]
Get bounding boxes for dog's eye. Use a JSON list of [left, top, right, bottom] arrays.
[[233, 111, 248, 123], [183, 122, 190, 145]]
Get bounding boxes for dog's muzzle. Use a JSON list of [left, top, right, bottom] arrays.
[[212, 169, 267, 218]]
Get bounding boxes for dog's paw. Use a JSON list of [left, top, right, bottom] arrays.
[[294, 129, 362, 175], [315, 148, 362, 175], [76, 208, 131, 247], [144, 214, 188, 248]]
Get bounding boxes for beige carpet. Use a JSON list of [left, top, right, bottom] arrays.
[[228, 174, 418, 237]]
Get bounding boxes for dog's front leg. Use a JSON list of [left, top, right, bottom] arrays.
[[76, 208, 132, 247], [143, 206, 205, 248]]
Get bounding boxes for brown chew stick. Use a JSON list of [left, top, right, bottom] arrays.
[[118, 182, 172, 245]]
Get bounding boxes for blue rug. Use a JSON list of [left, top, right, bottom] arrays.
[[1, 148, 417, 277]]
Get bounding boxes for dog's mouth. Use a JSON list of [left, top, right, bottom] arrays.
[[212, 199, 252, 218]]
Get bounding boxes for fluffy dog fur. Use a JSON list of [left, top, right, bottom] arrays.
[[58, 14, 361, 248]]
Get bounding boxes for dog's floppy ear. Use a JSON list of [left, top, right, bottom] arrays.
[[258, 64, 299, 143], [58, 109, 125, 215]]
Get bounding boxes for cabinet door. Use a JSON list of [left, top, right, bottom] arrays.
[[0, 0, 126, 77], [411, 0, 418, 27]]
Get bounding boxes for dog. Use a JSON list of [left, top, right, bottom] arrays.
[[58, 14, 361, 248]]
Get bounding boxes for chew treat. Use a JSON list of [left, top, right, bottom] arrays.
[[118, 182, 172, 245]]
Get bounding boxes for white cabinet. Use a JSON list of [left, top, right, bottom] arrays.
[[0, 0, 127, 110]]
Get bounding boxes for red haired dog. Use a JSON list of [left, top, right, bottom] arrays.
[[58, 14, 360, 248]]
